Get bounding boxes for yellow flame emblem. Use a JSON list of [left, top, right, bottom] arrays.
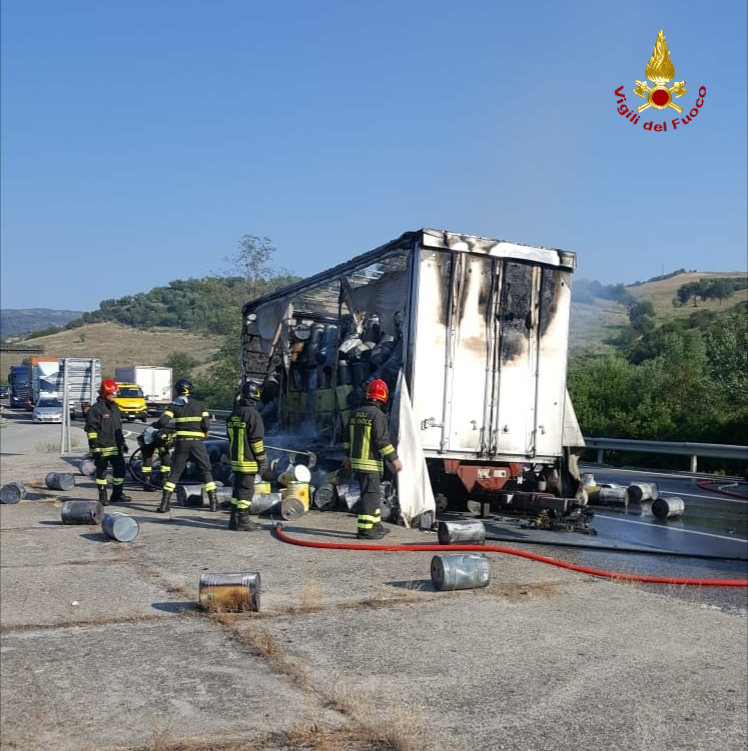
[[633, 30, 688, 113]]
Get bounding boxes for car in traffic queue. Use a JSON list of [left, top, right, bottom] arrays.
[[32, 396, 64, 424], [113, 383, 148, 422]]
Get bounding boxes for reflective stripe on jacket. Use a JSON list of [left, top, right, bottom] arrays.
[[155, 397, 209, 440], [344, 401, 398, 474], [227, 404, 266, 474]]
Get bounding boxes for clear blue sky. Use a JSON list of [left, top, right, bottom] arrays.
[[1, 0, 746, 312]]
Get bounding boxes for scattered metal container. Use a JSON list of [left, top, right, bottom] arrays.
[[581, 473, 596, 487], [61, 500, 103, 525], [313, 483, 338, 511], [280, 497, 305, 520], [199, 572, 260, 612], [597, 487, 629, 507], [627, 482, 660, 503], [45, 472, 76, 491], [277, 464, 312, 487], [0, 482, 26, 504], [438, 520, 486, 545], [652, 496, 686, 520], [101, 512, 140, 542], [281, 482, 310, 510], [79, 458, 96, 476], [431, 553, 491, 591], [176, 484, 204, 507], [249, 492, 283, 515]]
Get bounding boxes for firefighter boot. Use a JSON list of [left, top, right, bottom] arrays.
[[228, 505, 238, 530], [236, 508, 258, 531], [110, 485, 132, 503], [156, 490, 172, 513], [98, 486, 109, 507], [208, 490, 219, 512]]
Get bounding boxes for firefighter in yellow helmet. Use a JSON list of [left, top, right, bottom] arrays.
[[343, 378, 402, 539], [84, 379, 132, 505]]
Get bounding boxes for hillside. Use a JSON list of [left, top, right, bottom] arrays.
[[0, 308, 84, 339], [627, 271, 748, 317], [0, 322, 222, 383], [569, 271, 746, 353]]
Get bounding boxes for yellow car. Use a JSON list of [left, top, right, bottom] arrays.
[[114, 383, 148, 422]]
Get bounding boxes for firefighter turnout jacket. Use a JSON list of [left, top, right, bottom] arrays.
[[155, 396, 210, 440], [344, 401, 399, 473], [227, 403, 266, 474], [85, 397, 126, 457]]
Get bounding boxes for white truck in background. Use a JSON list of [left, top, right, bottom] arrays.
[[114, 366, 173, 416]]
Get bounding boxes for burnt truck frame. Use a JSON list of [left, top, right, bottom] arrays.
[[240, 228, 586, 517]]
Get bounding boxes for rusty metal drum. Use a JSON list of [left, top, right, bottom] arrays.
[[199, 572, 260, 612]]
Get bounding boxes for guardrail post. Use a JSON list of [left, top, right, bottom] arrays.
[[690, 455, 698, 473], [597, 448, 604, 464]]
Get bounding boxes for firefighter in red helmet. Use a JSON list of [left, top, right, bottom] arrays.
[[84, 379, 132, 505], [343, 378, 402, 539]]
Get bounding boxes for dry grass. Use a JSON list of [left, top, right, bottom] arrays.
[[298, 578, 323, 612], [0, 322, 223, 382], [497, 582, 561, 602]]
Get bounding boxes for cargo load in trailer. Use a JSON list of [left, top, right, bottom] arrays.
[[239, 229, 586, 524]]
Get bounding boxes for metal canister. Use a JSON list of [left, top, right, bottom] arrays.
[[249, 492, 283, 515], [438, 520, 486, 545], [101, 512, 140, 542], [199, 572, 260, 612], [628, 482, 660, 503], [281, 482, 310, 510], [176, 484, 204, 507], [597, 487, 629, 506], [0, 482, 26, 504], [45, 472, 76, 491], [79, 458, 96, 477], [280, 497, 306, 520], [61, 500, 103, 525], [652, 496, 686, 520], [313, 483, 338, 511], [430, 554, 491, 591]]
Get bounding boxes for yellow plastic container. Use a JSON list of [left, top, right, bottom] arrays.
[[255, 481, 272, 495], [281, 481, 310, 510]]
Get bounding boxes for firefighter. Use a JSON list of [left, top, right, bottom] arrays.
[[343, 378, 402, 539], [226, 380, 267, 531], [136, 425, 174, 491], [153, 379, 218, 513], [85, 379, 132, 506]]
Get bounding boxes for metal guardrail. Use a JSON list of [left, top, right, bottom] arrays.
[[208, 411, 747, 473], [582, 438, 748, 473]]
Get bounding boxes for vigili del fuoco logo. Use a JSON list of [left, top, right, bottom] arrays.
[[615, 30, 706, 132]]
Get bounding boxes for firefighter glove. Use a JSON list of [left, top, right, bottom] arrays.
[[119, 443, 129, 455]]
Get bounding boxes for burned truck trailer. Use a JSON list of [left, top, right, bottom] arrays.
[[240, 228, 585, 519]]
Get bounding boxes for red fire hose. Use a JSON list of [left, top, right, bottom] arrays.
[[273, 524, 748, 588], [697, 479, 748, 500]]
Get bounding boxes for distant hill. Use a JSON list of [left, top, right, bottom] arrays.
[[0, 322, 221, 384], [569, 271, 746, 353], [0, 308, 84, 339]]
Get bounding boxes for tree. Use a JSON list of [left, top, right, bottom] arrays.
[[222, 235, 277, 301], [165, 352, 198, 382]]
